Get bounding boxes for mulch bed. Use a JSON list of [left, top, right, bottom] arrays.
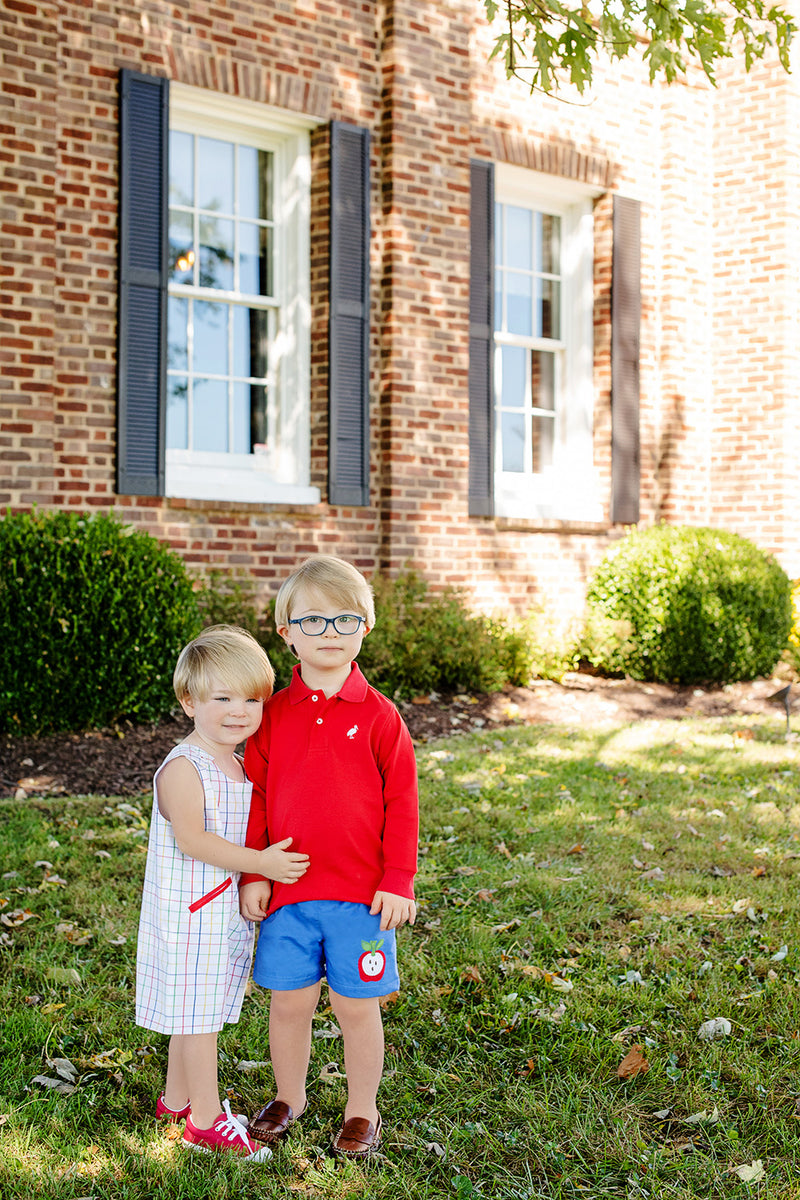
[[1, 673, 795, 799]]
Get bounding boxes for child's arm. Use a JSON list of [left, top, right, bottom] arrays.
[[158, 756, 309, 883], [370, 706, 420, 926]]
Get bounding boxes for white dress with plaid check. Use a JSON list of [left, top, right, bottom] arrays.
[[135, 743, 255, 1034]]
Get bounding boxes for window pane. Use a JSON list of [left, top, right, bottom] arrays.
[[238, 147, 272, 221], [506, 272, 532, 337], [536, 278, 560, 339], [531, 351, 555, 412], [169, 131, 193, 207], [501, 412, 525, 473], [232, 381, 251, 454], [500, 345, 526, 409], [239, 222, 271, 297], [197, 136, 234, 214], [536, 212, 561, 275], [169, 210, 195, 284], [166, 376, 188, 449], [193, 301, 229, 375], [249, 383, 269, 449], [532, 413, 555, 473], [505, 205, 532, 268], [198, 217, 234, 291], [233, 307, 268, 379], [167, 296, 188, 370], [193, 377, 228, 451]]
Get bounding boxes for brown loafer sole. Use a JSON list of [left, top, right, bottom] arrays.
[[249, 1098, 304, 1144], [331, 1113, 382, 1158]]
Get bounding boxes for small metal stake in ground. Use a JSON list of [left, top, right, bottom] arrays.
[[768, 683, 792, 737]]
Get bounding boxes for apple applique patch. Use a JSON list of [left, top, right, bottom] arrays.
[[358, 938, 386, 981]]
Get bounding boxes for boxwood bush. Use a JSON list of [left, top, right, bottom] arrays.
[[0, 510, 201, 735], [584, 524, 792, 685]]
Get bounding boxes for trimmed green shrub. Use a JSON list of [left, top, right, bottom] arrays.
[[584, 524, 792, 685], [0, 509, 201, 735], [358, 571, 534, 699]]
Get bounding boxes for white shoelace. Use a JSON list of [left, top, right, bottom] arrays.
[[215, 1101, 272, 1160]]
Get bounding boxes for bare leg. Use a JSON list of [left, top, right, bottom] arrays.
[[268, 983, 320, 1114], [165, 1032, 221, 1130], [329, 990, 383, 1124]]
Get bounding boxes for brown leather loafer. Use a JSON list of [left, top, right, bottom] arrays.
[[331, 1113, 382, 1158], [249, 1099, 303, 1144]]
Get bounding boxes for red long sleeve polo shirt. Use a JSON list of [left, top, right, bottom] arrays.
[[241, 663, 419, 915]]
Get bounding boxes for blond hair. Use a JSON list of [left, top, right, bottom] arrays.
[[173, 624, 274, 703], [274, 556, 375, 629]]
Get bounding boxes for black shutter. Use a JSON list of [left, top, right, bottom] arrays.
[[117, 69, 168, 496], [328, 121, 370, 507], [468, 159, 494, 517], [611, 195, 641, 525]]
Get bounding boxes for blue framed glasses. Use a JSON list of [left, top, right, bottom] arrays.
[[288, 614, 366, 636]]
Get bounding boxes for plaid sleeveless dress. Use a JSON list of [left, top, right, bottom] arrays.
[[135, 743, 255, 1034]]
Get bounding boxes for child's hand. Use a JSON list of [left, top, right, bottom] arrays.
[[369, 890, 417, 931], [259, 836, 310, 884], [240, 880, 271, 921]]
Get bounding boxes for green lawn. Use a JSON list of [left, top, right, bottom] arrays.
[[2, 711, 800, 1198]]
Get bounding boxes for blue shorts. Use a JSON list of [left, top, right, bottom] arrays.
[[252, 900, 400, 999]]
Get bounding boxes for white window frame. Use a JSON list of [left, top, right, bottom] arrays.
[[494, 163, 602, 522], [166, 83, 320, 504]]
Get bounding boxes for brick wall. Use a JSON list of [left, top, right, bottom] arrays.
[[1, 0, 798, 632]]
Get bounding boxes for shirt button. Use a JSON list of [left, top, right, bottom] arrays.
[[311, 694, 319, 702], [316, 717, 323, 725]]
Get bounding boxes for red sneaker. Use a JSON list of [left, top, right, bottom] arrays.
[[156, 1094, 191, 1121], [182, 1100, 272, 1161]]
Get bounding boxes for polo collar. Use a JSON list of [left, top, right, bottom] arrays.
[[288, 661, 369, 705]]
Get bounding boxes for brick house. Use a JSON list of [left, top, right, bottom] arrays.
[[2, 0, 799, 627]]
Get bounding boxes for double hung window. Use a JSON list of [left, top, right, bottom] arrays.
[[493, 164, 601, 521], [165, 84, 318, 504]]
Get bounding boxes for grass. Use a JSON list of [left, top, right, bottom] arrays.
[[2, 710, 800, 1198]]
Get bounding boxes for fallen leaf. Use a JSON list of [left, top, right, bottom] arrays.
[[1, 909, 36, 928], [475, 889, 497, 903], [235, 1060, 271, 1072], [617, 1045, 649, 1079], [730, 1160, 765, 1182], [545, 972, 573, 992], [698, 1017, 731, 1041], [461, 965, 484, 984], [318, 1062, 346, 1081], [639, 867, 666, 882], [771, 945, 789, 962], [751, 865, 767, 878], [566, 843, 585, 855], [31, 1075, 75, 1094], [684, 1106, 720, 1125], [731, 898, 752, 914], [47, 967, 81, 986], [379, 991, 400, 1009], [490, 918, 522, 934]]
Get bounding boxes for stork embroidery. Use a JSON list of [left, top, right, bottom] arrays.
[[346, 724, 359, 739]]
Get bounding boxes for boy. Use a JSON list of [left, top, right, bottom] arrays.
[[239, 556, 419, 1158]]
